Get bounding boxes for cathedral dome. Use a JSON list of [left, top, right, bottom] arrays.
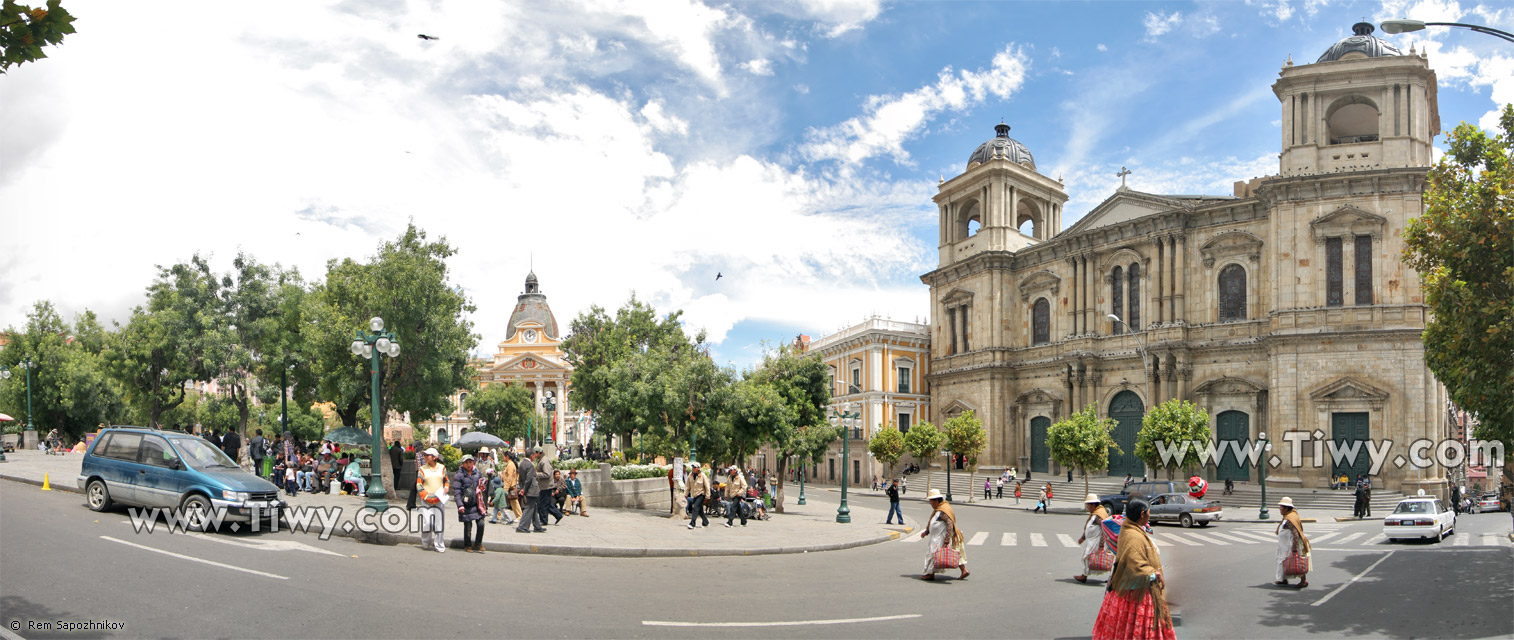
[[507, 271, 559, 340], [967, 123, 1035, 171], [1316, 22, 1402, 63]]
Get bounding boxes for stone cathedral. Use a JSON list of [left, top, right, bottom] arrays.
[[922, 23, 1448, 495]]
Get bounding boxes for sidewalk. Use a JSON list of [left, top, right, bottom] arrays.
[[1, 450, 911, 556]]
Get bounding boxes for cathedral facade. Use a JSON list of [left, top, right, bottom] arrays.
[[923, 23, 1449, 495]]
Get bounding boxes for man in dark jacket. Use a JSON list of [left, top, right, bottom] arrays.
[[1353, 476, 1367, 518], [885, 480, 903, 524], [515, 448, 546, 533], [222, 429, 242, 465], [389, 440, 404, 491], [249, 429, 268, 477]]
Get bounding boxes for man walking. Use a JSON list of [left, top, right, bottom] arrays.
[[724, 466, 749, 527], [686, 463, 710, 529], [500, 452, 523, 520], [886, 479, 904, 524], [249, 429, 268, 478], [222, 428, 242, 466], [515, 447, 546, 533], [536, 451, 563, 527], [389, 440, 404, 492]]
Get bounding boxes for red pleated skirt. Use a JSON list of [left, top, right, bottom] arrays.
[[1092, 588, 1175, 640]]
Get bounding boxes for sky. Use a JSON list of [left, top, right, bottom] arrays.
[[1, 0, 1510, 371]]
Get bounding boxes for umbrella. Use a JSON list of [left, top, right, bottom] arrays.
[[324, 426, 373, 447], [0, 413, 13, 421], [453, 430, 506, 450]]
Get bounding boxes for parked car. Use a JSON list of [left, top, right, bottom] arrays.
[[1472, 492, 1504, 513], [77, 426, 283, 531], [1383, 497, 1455, 542], [1147, 492, 1222, 527], [1099, 481, 1179, 516]]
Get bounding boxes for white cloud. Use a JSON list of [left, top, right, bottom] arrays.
[[641, 99, 690, 135], [781, 0, 885, 37], [794, 83, 811, 94], [1143, 11, 1184, 41], [1377, 0, 1514, 134], [1097, 43, 1108, 52], [1193, 14, 1222, 37], [740, 58, 776, 75], [799, 45, 1030, 166]]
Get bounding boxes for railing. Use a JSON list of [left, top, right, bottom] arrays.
[[1330, 134, 1379, 145]]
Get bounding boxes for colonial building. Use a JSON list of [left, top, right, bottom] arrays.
[[419, 271, 588, 450], [922, 23, 1448, 496], [798, 318, 932, 485]]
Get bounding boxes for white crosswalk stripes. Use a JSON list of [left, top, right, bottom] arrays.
[[1030, 533, 1048, 547], [1056, 534, 1079, 548], [1209, 532, 1262, 544], [935, 526, 1510, 551], [1333, 532, 1366, 544], [1002, 533, 1017, 546], [1454, 534, 1470, 546], [1183, 533, 1230, 545], [1230, 531, 1281, 543], [967, 531, 989, 546], [1160, 533, 1202, 546]]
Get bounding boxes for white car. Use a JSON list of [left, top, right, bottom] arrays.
[[1383, 497, 1455, 542]]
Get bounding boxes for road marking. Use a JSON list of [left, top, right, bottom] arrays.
[[1030, 533, 1047, 547], [1481, 534, 1506, 546], [1184, 533, 1230, 545], [967, 532, 988, 546], [1357, 534, 1386, 545], [1312, 550, 1395, 607], [1230, 531, 1280, 543], [644, 614, 922, 627], [100, 536, 288, 580], [1208, 532, 1260, 545], [1001, 533, 1017, 546], [183, 531, 346, 557], [1454, 534, 1470, 546], [1333, 532, 1365, 544], [1162, 534, 1201, 545], [1056, 533, 1078, 547], [1309, 532, 1341, 544]]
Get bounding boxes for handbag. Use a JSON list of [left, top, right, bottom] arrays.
[[1087, 547, 1115, 572], [932, 545, 962, 568], [1283, 550, 1309, 576]]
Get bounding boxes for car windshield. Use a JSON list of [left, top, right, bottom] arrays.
[[175, 438, 239, 469], [1393, 501, 1431, 514]]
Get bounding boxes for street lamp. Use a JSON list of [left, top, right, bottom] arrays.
[[1258, 432, 1273, 520], [4, 359, 37, 457], [831, 408, 859, 523], [543, 391, 557, 446], [797, 452, 807, 506], [1380, 19, 1514, 43], [351, 316, 400, 512]]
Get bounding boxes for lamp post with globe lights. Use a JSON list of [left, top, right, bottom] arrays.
[[351, 317, 400, 512]]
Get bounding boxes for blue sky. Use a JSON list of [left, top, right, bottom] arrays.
[[1, 0, 1509, 372]]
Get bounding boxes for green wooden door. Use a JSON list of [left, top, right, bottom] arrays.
[[1108, 391, 1144, 476], [1331, 412, 1371, 480], [1030, 416, 1050, 473], [1215, 410, 1250, 482]]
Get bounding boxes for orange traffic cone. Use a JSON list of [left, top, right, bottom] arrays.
[[41, 473, 52, 491]]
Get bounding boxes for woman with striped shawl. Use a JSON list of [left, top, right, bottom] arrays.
[[1092, 499, 1175, 640]]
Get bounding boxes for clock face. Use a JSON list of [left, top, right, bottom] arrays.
[[524, 329, 538, 342]]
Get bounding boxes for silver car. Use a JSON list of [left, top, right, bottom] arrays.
[[1148, 492, 1222, 528]]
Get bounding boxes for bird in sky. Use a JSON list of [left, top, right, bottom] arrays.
[[715, 272, 723, 281], [417, 34, 439, 40]]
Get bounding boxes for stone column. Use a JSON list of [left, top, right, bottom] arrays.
[[1175, 234, 1187, 323], [1065, 365, 1076, 415], [1085, 255, 1097, 336], [1153, 238, 1165, 324], [1178, 364, 1191, 403], [946, 307, 957, 355], [555, 380, 567, 443], [1342, 233, 1356, 305], [1069, 257, 1081, 336], [1147, 355, 1161, 407], [1166, 236, 1177, 322], [1163, 354, 1177, 403]]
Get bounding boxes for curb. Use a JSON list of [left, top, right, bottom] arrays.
[[4, 474, 902, 557]]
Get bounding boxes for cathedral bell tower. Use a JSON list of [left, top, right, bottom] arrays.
[[1273, 22, 1440, 176], [935, 123, 1068, 268]]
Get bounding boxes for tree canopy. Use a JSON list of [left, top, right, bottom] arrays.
[[467, 383, 533, 442], [902, 420, 945, 493], [1, 0, 75, 73], [1134, 399, 1211, 479], [867, 422, 906, 477], [1047, 405, 1120, 496]]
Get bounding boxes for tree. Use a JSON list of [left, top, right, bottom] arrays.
[[1047, 406, 1120, 497], [105, 257, 223, 429], [1, 0, 76, 73], [1134, 399, 1211, 480], [729, 343, 830, 512], [1403, 104, 1514, 493], [868, 422, 906, 478], [0, 302, 125, 441], [307, 224, 478, 429], [902, 420, 945, 493], [944, 410, 988, 501], [468, 383, 534, 441], [560, 294, 688, 442]]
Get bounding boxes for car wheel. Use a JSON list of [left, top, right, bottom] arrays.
[[86, 479, 113, 512], [181, 494, 216, 532], [1179, 514, 1194, 528], [1199, 521, 1211, 527]]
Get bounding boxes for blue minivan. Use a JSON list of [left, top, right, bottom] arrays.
[[78, 426, 284, 531]]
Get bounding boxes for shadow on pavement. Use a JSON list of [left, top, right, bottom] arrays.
[[2, 594, 107, 640]]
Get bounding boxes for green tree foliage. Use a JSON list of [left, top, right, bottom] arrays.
[[902, 420, 945, 493], [307, 224, 478, 428], [0, 302, 125, 440], [468, 383, 533, 441], [560, 294, 688, 435], [1134, 399, 1211, 480], [729, 344, 831, 512], [105, 257, 223, 429], [1047, 405, 1120, 497], [944, 410, 988, 501], [1403, 104, 1514, 491], [1, 0, 76, 73], [867, 422, 906, 478]]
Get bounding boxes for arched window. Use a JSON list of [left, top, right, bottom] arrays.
[[1032, 298, 1050, 345], [1111, 266, 1124, 335], [1127, 263, 1141, 330], [458, 392, 467, 414], [1218, 264, 1246, 322], [1327, 97, 1379, 145]]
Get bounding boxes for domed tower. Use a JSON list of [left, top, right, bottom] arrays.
[[507, 271, 559, 341], [1273, 22, 1439, 175], [934, 123, 1068, 268]]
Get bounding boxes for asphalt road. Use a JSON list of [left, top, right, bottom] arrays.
[[3, 483, 1510, 639]]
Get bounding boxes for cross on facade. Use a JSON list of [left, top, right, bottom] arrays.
[[1117, 166, 1132, 189]]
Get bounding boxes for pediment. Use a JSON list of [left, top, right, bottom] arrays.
[[1311, 205, 1386, 241], [1099, 247, 1146, 273], [1065, 191, 1183, 235], [1194, 376, 1265, 396], [1309, 377, 1388, 402], [1014, 389, 1063, 405], [1200, 231, 1264, 268], [493, 353, 568, 373], [1017, 270, 1061, 303], [941, 288, 975, 306], [941, 399, 979, 417]]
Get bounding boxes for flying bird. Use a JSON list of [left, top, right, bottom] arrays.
[[715, 272, 723, 281], [417, 34, 439, 40]]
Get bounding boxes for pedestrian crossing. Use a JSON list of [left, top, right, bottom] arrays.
[[899, 525, 1511, 549]]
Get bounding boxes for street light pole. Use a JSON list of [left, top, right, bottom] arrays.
[[1258, 432, 1272, 520], [351, 317, 400, 513], [833, 408, 856, 523], [797, 457, 806, 505], [1380, 19, 1514, 43]]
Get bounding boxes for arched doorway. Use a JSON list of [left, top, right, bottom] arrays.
[[437, 429, 449, 446], [1030, 416, 1050, 473], [1108, 391, 1144, 476], [1215, 410, 1250, 481]]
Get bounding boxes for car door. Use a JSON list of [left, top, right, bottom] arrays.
[[1148, 495, 1173, 521], [100, 432, 144, 505], [136, 435, 186, 508]]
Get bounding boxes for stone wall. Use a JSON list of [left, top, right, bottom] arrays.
[[578, 463, 674, 511]]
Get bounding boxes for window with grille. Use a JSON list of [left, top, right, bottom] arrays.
[[1032, 298, 1050, 345], [1127, 263, 1140, 330], [1219, 264, 1246, 322], [1326, 237, 1343, 307], [1354, 235, 1373, 305], [1111, 266, 1124, 334]]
